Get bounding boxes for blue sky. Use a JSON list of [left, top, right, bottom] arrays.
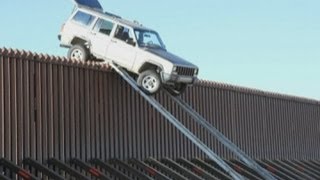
[[1, 0, 319, 99]]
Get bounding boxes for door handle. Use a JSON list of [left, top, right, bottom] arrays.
[[111, 39, 117, 43], [90, 32, 96, 35]]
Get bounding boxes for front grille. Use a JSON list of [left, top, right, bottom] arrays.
[[176, 67, 195, 76]]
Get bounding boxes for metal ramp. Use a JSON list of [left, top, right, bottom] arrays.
[[110, 62, 276, 180]]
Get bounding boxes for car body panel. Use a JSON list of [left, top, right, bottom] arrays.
[[145, 48, 196, 67]]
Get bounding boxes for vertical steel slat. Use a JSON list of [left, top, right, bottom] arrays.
[[22, 58, 31, 159], [69, 66, 76, 159], [138, 87, 144, 159], [285, 101, 292, 158], [79, 67, 85, 160], [103, 72, 110, 160], [63, 65, 70, 161], [10, 55, 18, 164], [155, 93, 162, 159], [127, 79, 134, 158], [249, 94, 256, 157], [169, 92, 176, 159], [91, 71, 97, 159], [52, 64, 59, 159], [291, 101, 297, 159], [84, 68, 90, 160], [16, 56, 23, 163], [29, 60, 36, 159], [88, 69, 93, 159], [98, 70, 104, 160], [266, 97, 272, 158], [309, 105, 316, 158], [118, 78, 125, 159], [47, 63, 54, 159], [188, 86, 194, 157], [35, 61, 42, 162], [272, 99, 285, 158], [74, 67, 81, 159], [241, 93, 249, 156], [4, 55, 11, 161], [229, 90, 236, 159], [203, 86, 209, 157], [95, 70, 101, 159], [107, 73, 113, 159], [113, 74, 119, 159], [0, 53, 3, 159], [265, 97, 271, 158], [226, 90, 233, 158], [58, 64, 65, 161], [89, 69, 95, 159], [258, 96, 263, 158], [165, 92, 171, 157], [110, 74, 116, 159], [145, 86, 151, 158], [41, 62, 48, 163]]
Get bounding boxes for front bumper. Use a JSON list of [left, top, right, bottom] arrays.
[[161, 72, 197, 84]]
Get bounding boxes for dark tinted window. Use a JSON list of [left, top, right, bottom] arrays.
[[94, 19, 114, 36], [72, 11, 94, 26], [114, 25, 134, 42]]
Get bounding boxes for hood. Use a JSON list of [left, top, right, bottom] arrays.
[[72, 0, 103, 11], [145, 48, 197, 68]]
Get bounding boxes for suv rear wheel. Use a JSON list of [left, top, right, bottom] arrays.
[[137, 70, 161, 94], [68, 45, 89, 61]]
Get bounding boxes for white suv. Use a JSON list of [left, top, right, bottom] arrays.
[[59, 0, 199, 95]]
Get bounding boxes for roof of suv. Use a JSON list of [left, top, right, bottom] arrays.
[[77, 6, 154, 32]]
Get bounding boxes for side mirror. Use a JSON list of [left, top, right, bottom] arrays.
[[126, 38, 136, 46]]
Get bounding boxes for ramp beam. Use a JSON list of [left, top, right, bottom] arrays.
[[110, 62, 244, 180], [165, 91, 276, 180]]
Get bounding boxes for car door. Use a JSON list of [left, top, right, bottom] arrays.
[[89, 18, 114, 59], [106, 25, 137, 69]]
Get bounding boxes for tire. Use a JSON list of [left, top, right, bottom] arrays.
[[165, 83, 187, 96], [68, 45, 89, 62], [137, 70, 161, 95]]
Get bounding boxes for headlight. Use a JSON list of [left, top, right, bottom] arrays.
[[172, 66, 177, 72], [194, 69, 199, 75]]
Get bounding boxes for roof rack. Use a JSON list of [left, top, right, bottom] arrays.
[[104, 11, 122, 19]]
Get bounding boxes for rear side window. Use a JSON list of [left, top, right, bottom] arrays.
[[72, 11, 95, 26], [93, 19, 114, 36]]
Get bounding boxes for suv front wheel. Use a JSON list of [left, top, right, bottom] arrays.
[[137, 70, 161, 95], [68, 45, 89, 62]]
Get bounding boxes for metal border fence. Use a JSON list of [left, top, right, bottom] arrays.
[[1, 48, 320, 165]]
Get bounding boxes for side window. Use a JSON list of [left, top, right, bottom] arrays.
[[114, 25, 134, 43], [93, 19, 114, 36], [72, 11, 95, 26]]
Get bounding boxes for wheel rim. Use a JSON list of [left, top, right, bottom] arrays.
[[71, 49, 83, 61], [142, 75, 159, 93]]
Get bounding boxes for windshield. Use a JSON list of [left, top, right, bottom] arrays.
[[134, 29, 165, 49]]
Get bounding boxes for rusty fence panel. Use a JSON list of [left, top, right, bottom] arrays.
[[0, 48, 320, 165]]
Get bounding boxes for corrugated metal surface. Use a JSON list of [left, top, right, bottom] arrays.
[[1, 157, 320, 180], [1, 47, 320, 165]]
